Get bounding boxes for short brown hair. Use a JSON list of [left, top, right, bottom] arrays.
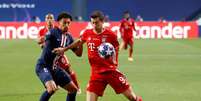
[[90, 11, 104, 21]]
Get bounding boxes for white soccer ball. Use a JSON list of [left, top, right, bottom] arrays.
[[98, 42, 115, 59]]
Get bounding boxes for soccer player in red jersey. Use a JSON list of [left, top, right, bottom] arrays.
[[37, 13, 81, 100], [38, 13, 55, 48], [119, 11, 136, 61], [53, 11, 142, 101]]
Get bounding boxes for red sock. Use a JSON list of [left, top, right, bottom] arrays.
[[70, 72, 79, 88]]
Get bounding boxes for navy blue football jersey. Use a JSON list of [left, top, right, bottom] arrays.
[[36, 28, 74, 69]]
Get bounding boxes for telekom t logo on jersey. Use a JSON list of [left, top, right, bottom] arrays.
[[88, 43, 95, 51]]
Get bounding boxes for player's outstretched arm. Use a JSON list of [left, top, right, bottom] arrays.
[[72, 42, 83, 57], [52, 38, 85, 55]]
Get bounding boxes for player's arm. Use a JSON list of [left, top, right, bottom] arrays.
[[112, 33, 119, 65], [37, 30, 45, 48], [119, 21, 124, 38], [52, 38, 85, 55], [38, 36, 45, 47], [132, 19, 136, 31], [71, 42, 83, 57]]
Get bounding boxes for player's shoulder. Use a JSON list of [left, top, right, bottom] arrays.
[[82, 29, 93, 36], [66, 32, 73, 38], [83, 29, 93, 33], [105, 29, 114, 34], [41, 26, 46, 30], [39, 26, 46, 33], [50, 27, 60, 34], [130, 18, 135, 22], [46, 27, 59, 38], [120, 19, 126, 22], [104, 29, 117, 37]]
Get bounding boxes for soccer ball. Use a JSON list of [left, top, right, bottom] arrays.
[[98, 42, 115, 58]]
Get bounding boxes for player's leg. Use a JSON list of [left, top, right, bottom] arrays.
[[58, 55, 81, 94], [63, 82, 78, 101], [86, 74, 108, 101], [108, 70, 142, 101], [128, 38, 134, 61], [86, 91, 99, 101], [58, 55, 80, 89], [120, 38, 128, 51], [120, 41, 125, 51], [69, 70, 81, 93], [35, 65, 58, 101], [53, 67, 78, 101], [122, 87, 142, 101]]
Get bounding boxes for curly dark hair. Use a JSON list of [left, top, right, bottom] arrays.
[[57, 12, 72, 21]]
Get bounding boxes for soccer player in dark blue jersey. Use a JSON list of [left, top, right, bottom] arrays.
[[35, 12, 83, 101]]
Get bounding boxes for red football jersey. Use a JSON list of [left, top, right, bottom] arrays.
[[81, 29, 119, 74], [38, 27, 48, 38], [119, 18, 135, 39]]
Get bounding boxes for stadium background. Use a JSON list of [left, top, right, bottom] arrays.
[[0, 0, 201, 101]]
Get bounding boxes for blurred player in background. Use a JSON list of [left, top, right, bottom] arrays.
[[119, 11, 135, 61], [35, 12, 82, 101], [37, 13, 55, 48], [53, 11, 142, 101]]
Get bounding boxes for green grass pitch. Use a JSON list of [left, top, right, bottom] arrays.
[[0, 39, 201, 101]]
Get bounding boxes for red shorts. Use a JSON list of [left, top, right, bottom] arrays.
[[123, 37, 134, 46], [87, 70, 130, 96], [57, 55, 71, 69]]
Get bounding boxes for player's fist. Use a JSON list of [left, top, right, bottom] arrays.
[[52, 47, 65, 55], [45, 80, 58, 93]]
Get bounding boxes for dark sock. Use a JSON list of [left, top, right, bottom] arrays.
[[66, 92, 77, 101], [40, 90, 54, 101]]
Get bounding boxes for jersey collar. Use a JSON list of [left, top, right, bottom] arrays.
[[93, 28, 105, 35]]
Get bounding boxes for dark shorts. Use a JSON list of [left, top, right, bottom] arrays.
[[35, 64, 71, 87]]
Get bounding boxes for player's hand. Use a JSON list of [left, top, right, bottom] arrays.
[[45, 80, 58, 93], [52, 47, 65, 55]]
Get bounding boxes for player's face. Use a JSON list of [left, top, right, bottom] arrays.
[[124, 13, 130, 19], [91, 17, 103, 29], [59, 18, 71, 32], [45, 14, 54, 26]]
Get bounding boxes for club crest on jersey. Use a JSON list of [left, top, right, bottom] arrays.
[[102, 37, 106, 42]]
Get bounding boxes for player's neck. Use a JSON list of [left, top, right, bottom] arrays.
[[46, 25, 53, 30], [94, 27, 104, 34], [125, 18, 130, 21]]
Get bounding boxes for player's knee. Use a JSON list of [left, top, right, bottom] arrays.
[[130, 48, 133, 51], [127, 95, 136, 101], [63, 82, 78, 93], [68, 86, 78, 93], [45, 81, 58, 93], [46, 87, 56, 94]]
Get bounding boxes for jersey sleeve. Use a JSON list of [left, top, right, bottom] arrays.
[[111, 32, 119, 66], [119, 20, 124, 37], [38, 29, 43, 38], [112, 33, 119, 50], [38, 29, 45, 45], [132, 19, 136, 31], [80, 30, 88, 42]]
